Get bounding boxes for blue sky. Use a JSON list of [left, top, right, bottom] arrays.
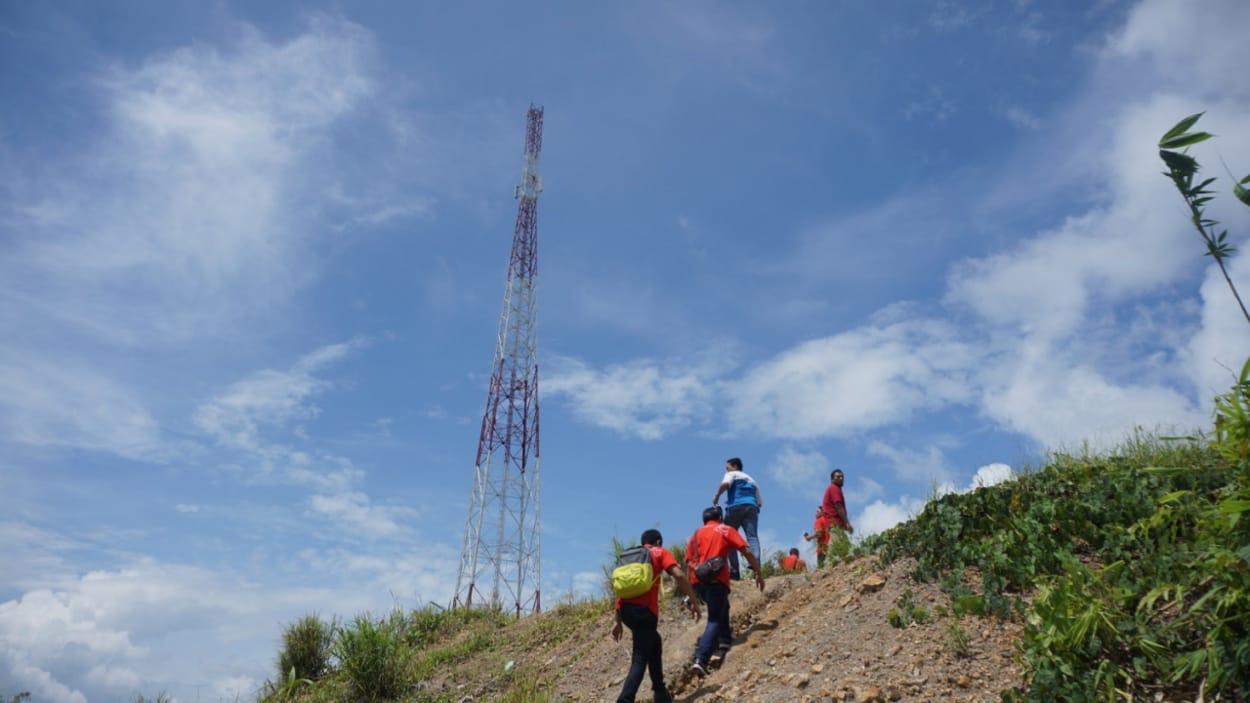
[[3, 0, 1250, 700]]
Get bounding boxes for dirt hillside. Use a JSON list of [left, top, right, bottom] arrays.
[[428, 556, 1022, 702]]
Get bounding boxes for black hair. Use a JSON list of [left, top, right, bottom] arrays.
[[702, 505, 723, 523], [789, 548, 800, 556], [641, 529, 663, 546], [831, 468, 844, 479], [727, 457, 743, 471]]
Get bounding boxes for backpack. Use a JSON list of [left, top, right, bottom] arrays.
[[611, 546, 655, 599], [689, 527, 727, 582]]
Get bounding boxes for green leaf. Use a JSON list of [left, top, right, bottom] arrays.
[[1240, 173, 1250, 185], [1235, 179, 1250, 207], [1160, 131, 1213, 149], [1217, 499, 1250, 514], [1160, 150, 1198, 174], [1160, 112, 1204, 144], [1159, 490, 1190, 504]]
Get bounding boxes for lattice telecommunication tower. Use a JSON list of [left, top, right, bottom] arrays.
[[454, 104, 544, 615]]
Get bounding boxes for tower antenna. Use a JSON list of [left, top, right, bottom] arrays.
[[454, 104, 544, 616]]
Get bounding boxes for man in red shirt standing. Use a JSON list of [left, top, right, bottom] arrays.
[[612, 529, 700, 703], [810, 469, 854, 568], [687, 506, 764, 676], [780, 548, 807, 573]]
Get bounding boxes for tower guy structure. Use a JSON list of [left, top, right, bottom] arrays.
[[454, 104, 544, 615]]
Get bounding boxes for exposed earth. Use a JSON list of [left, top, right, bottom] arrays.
[[426, 556, 1023, 702]]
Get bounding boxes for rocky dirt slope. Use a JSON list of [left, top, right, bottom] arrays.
[[434, 556, 1022, 702]]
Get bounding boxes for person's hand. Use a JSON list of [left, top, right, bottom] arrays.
[[611, 622, 623, 641], [687, 600, 702, 622], [754, 574, 766, 592]]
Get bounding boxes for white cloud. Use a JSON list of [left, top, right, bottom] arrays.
[[972, 463, 1013, 488], [0, 555, 352, 703], [1003, 106, 1042, 130], [307, 492, 408, 538], [866, 440, 955, 484], [571, 571, 604, 598], [853, 463, 1013, 538], [1, 16, 380, 348], [767, 446, 830, 492], [729, 319, 978, 439], [174, 504, 200, 514], [545, 355, 728, 440], [0, 352, 162, 461]]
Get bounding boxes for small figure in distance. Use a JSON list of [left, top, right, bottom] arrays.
[[780, 547, 807, 573], [804, 507, 833, 569], [687, 506, 765, 677], [611, 528, 700, 703], [711, 457, 763, 581]]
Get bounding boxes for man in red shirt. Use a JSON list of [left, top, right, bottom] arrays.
[[780, 548, 807, 573], [612, 528, 700, 703], [811, 469, 854, 568], [687, 506, 764, 676]]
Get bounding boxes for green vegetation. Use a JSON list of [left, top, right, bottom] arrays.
[[260, 598, 606, 703], [886, 588, 930, 629], [334, 613, 411, 701], [865, 425, 1248, 700], [277, 614, 335, 682], [945, 621, 972, 659]]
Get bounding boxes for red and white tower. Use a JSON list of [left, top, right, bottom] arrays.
[[454, 105, 543, 615]]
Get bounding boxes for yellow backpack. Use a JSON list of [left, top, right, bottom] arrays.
[[611, 546, 655, 599]]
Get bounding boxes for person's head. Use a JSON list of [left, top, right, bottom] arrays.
[[831, 469, 845, 486], [702, 505, 724, 524], [640, 528, 663, 547], [789, 548, 800, 557], [725, 457, 743, 473]]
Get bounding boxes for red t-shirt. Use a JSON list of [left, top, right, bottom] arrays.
[[615, 545, 678, 618], [780, 554, 806, 572], [821, 483, 848, 528], [688, 522, 747, 589]]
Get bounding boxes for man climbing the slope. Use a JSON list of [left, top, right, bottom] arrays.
[[780, 548, 807, 573], [688, 506, 765, 677], [611, 528, 701, 703], [711, 457, 763, 581]]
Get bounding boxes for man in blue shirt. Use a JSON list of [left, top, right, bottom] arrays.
[[711, 457, 763, 581]]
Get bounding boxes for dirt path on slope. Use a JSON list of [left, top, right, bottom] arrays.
[[431, 556, 1022, 702], [553, 557, 1022, 703]]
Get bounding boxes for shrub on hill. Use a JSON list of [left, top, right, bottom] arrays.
[[277, 614, 335, 682], [863, 365, 1250, 701]]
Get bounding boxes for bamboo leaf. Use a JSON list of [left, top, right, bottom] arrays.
[[1160, 132, 1213, 149], [1160, 112, 1205, 143]]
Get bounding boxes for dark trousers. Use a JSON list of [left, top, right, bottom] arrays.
[[694, 582, 731, 665], [617, 604, 670, 703], [723, 504, 760, 579]]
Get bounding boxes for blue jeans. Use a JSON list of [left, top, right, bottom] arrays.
[[724, 504, 760, 578], [694, 582, 731, 665]]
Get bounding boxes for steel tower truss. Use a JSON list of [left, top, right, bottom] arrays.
[[454, 105, 543, 616]]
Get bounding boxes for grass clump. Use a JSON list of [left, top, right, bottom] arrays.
[[335, 612, 411, 701], [886, 588, 929, 628], [945, 622, 972, 659], [277, 613, 335, 682]]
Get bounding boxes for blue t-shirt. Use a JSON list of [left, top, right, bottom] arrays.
[[722, 470, 758, 508]]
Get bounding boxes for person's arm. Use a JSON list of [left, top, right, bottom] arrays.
[[740, 548, 766, 592], [712, 475, 731, 506], [755, 485, 763, 511], [611, 607, 623, 640], [836, 502, 853, 533], [665, 565, 702, 620]]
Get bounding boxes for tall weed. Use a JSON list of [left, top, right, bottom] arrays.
[[276, 613, 335, 681], [335, 612, 411, 701]]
